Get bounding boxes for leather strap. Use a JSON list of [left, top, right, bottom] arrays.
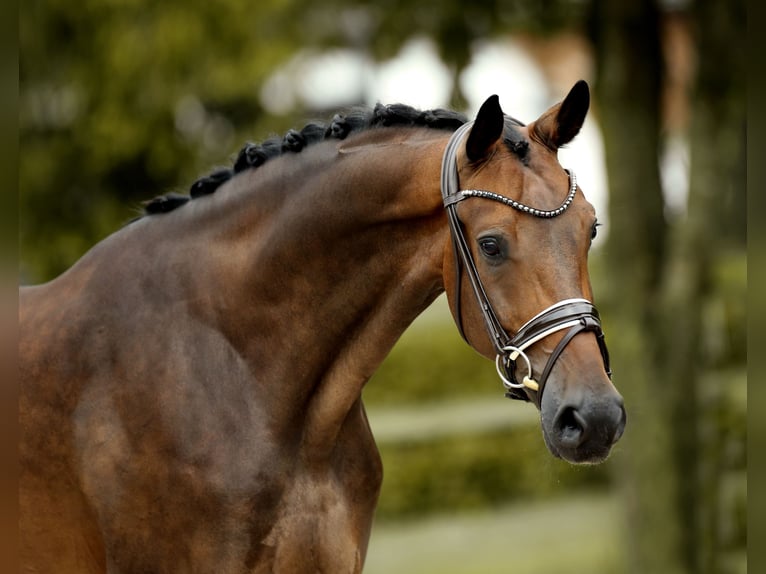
[[441, 122, 511, 354]]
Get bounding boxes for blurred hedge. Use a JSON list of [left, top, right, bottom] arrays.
[[374, 426, 612, 521], [364, 299, 501, 406]]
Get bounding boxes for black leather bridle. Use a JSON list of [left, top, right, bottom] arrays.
[[440, 121, 612, 404]]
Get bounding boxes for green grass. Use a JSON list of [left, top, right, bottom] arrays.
[[364, 492, 622, 574]]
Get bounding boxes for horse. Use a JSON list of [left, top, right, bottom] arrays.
[[19, 79, 625, 573]]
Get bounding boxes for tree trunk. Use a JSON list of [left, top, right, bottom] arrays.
[[660, 1, 746, 573], [589, 0, 684, 572]]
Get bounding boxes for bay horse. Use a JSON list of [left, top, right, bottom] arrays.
[[19, 80, 625, 573]]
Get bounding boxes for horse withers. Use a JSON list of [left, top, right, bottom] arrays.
[[19, 80, 625, 573]]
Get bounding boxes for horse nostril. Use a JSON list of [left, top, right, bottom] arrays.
[[556, 407, 588, 448]]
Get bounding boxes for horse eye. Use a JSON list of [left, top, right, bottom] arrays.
[[591, 222, 601, 241], [479, 237, 502, 258]]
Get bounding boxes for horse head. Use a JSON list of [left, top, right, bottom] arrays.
[[442, 81, 625, 464]]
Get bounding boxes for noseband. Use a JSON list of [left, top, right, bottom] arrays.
[[440, 122, 611, 404]]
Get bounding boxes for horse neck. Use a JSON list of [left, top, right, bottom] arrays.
[[189, 128, 451, 452]]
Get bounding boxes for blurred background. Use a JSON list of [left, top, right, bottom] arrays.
[[20, 0, 745, 572]]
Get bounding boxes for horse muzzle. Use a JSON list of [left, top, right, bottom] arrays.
[[496, 298, 625, 464], [540, 381, 626, 464]]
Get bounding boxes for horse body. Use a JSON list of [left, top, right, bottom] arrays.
[[20, 128, 449, 573], [20, 83, 626, 573]]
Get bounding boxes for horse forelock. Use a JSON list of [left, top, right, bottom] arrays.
[[502, 116, 529, 164], [141, 103, 470, 217]]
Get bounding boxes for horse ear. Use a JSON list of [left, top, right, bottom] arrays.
[[466, 95, 505, 162], [531, 80, 590, 151]]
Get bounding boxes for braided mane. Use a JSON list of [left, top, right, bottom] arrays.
[[142, 103, 469, 216]]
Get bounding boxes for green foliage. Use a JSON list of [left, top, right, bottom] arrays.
[[19, 0, 302, 281], [701, 367, 747, 556], [292, 0, 585, 68], [705, 251, 747, 368]]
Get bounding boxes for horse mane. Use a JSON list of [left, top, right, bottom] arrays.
[[142, 103, 471, 216]]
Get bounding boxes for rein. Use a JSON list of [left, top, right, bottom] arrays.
[[440, 122, 612, 404]]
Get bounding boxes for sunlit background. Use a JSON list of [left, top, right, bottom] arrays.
[[20, 1, 745, 573]]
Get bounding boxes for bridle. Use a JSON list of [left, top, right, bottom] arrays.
[[440, 121, 612, 404]]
